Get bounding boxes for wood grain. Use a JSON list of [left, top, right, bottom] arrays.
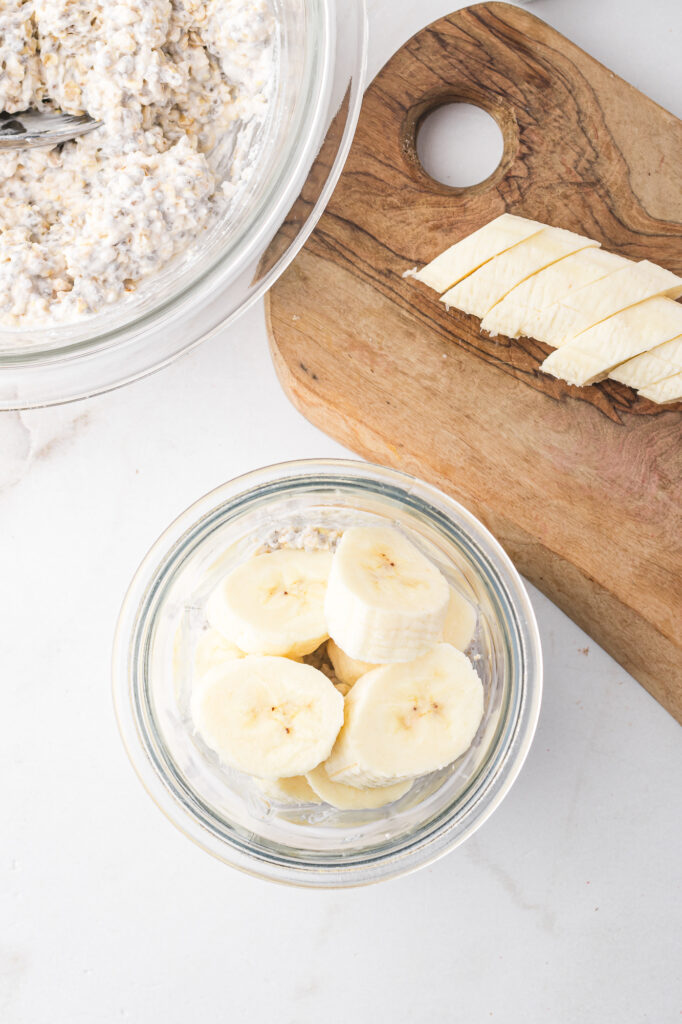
[[266, 3, 682, 720]]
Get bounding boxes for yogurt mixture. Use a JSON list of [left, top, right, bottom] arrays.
[[0, 0, 275, 326]]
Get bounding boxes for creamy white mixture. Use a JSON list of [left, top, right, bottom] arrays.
[[0, 0, 275, 326]]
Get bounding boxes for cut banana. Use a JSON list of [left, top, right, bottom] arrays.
[[255, 775, 322, 804], [324, 643, 484, 788], [306, 764, 412, 810], [541, 295, 682, 385], [412, 216, 682, 402], [206, 549, 332, 658], [191, 656, 344, 779], [193, 628, 244, 682], [525, 259, 682, 346], [413, 213, 545, 294], [324, 526, 450, 664], [638, 372, 682, 404], [443, 588, 477, 651], [441, 225, 598, 320], [480, 248, 626, 339], [327, 638, 378, 688], [610, 333, 682, 389]]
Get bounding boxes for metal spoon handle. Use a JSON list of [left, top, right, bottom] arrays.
[[0, 109, 102, 150]]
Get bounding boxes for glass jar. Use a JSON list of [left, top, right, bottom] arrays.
[[0, 0, 368, 409], [113, 460, 542, 887]]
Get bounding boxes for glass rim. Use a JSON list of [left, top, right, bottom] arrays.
[[112, 459, 543, 887]]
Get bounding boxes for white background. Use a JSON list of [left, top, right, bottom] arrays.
[[1, 2, 681, 1022]]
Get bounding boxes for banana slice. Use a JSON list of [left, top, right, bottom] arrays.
[[610, 333, 682, 389], [541, 295, 682, 385], [526, 259, 682, 346], [413, 213, 545, 293], [325, 643, 484, 787], [324, 526, 450, 664], [638, 372, 682, 404], [193, 628, 245, 682], [481, 248, 627, 339], [441, 225, 598, 320], [191, 656, 344, 779], [206, 549, 332, 658], [327, 638, 378, 688], [443, 588, 477, 651], [306, 764, 412, 810], [190, 629, 304, 702], [327, 590, 475, 684], [255, 775, 322, 804]]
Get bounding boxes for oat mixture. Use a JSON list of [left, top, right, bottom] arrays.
[[0, 0, 275, 327]]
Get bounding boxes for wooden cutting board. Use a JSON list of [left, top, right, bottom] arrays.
[[265, 2, 682, 721]]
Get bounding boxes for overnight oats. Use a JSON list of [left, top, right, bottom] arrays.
[[113, 462, 542, 886], [0, 0, 276, 327]]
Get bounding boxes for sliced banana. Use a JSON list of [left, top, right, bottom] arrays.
[[327, 638, 378, 688], [325, 643, 484, 787], [441, 225, 598, 320], [206, 549, 332, 657], [638, 372, 682, 404], [326, 588, 476, 684], [413, 213, 545, 293], [193, 628, 245, 682], [255, 775, 322, 804], [191, 656, 344, 779], [541, 294, 682, 386], [442, 588, 477, 651], [610, 333, 682, 389], [324, 526, 449, 664], [306, 764, 412, 810], [526, 259, 682, 346], [480, 248, 626, 339]]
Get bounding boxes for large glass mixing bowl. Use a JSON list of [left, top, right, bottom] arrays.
[[0, 1, 367, 409]]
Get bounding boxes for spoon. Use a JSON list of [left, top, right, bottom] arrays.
[[0, 108, 102, 150]]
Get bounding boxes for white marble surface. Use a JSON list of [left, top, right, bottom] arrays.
[[1, 2, 681, 1022]]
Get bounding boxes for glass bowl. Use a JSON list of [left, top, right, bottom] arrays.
[[113, 459, 543, 888], [0, 0, 367, 409]]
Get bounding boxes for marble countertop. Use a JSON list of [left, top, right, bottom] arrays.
[[1, 2, 680, 1022]]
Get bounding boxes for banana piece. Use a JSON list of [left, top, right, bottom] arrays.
[[610, 333, 682, 389], [525, 260, 682, 346], [324, 643, 484, 787], [327, 588, 476, 677], [541, 295, 682, 385], [324, 526, 450, 664], [206, 549, 332, 657], [306, 764, 412, 810], [413, 213, 545, 293], [327, 638, 378, 688], [255, 775, 322, 804], [441, 226, 598, 320], [480, 248, 626, 338], [638, 372, 682, 404], [193, 628, 245, 682], [194, 628, 302, 685], [443, 588, 477, 651], [191, 656, 344, 779]]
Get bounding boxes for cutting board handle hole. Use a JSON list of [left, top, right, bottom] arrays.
[[403, 90, 518, 194], [415, 101, 505, 188]]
